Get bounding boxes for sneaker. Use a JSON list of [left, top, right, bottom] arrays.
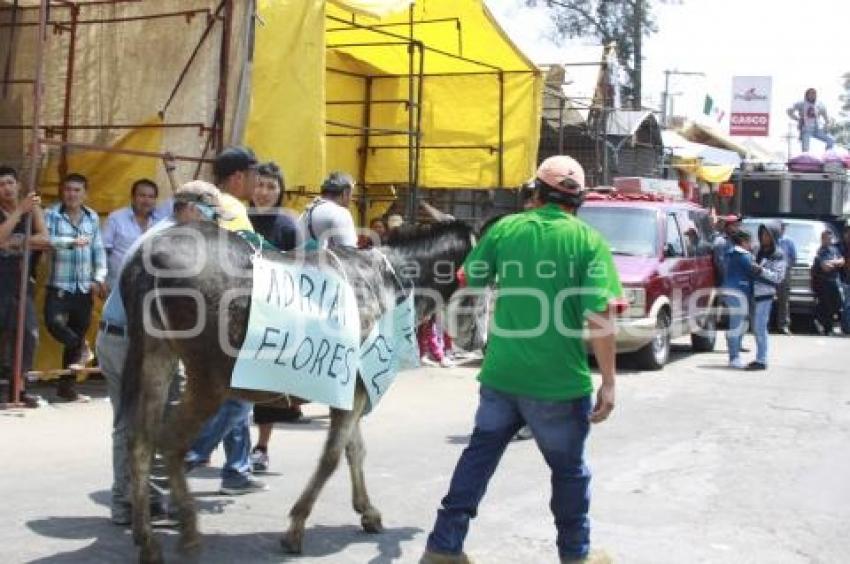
[[745, 361, 767, 371], [513, 426, 534, 441], [219, 476, 268, 496], [561, 549, 614, 564], [20, 391, 44, 408], [250, 448, 269, 473], [68, 341, 94, 371], [420, 355, 439, 367], [780, 327, 792, 336], [111, 504, 132, 526], [439, 357, 455, 368], [729, 358, 746, 369], [419, 550, 475, 564], [184, 457, 209, 474], [814, 319, 827, 336]]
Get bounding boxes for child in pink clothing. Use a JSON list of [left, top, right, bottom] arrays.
[[417, 314, 454, 368]]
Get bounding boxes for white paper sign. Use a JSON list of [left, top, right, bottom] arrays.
[[231, 257, 360, 410], [358, 291, 419, 413]]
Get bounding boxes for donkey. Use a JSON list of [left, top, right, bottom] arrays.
[[120, 220, 484, 563]]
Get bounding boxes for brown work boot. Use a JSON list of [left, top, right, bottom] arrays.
[[419, 550, 475, 564], [561, 548, 614, 564]]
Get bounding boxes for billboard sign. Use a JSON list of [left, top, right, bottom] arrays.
[[730, 76, 772, 136]]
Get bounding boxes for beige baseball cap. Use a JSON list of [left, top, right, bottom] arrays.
[[536, 155, 585, 194]]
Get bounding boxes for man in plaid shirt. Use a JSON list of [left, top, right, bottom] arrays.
[[44, 173, 107, 401]]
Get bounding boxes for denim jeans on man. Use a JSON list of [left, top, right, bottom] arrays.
[[725, 292, 749, 362], [800, 129, 835, 152], [186, 399, 253, 486], [752, 298, 773, 365], [426, 386, 592, 560]]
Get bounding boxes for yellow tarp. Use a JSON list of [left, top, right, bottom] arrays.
[[247, 0, 542, 194], [697, 165, 734, 184], [246, 0, 326, 192]]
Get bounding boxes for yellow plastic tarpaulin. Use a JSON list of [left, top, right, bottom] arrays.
[[246, 0, 326, 193], [248, 0, 542, 193], [697, 164, 734, 184]]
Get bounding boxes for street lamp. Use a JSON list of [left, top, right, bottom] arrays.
[[662, 69, 705, 127]]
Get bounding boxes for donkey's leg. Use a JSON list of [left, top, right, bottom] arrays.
[[281, 405, 362, 554], [129, 342, 173, 564], [346, 418, 383, 534], [160, 363, 223, 554]]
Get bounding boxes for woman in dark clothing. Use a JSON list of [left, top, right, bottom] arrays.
[[249, 162, 297, 251], [247, 162, 301, 473]]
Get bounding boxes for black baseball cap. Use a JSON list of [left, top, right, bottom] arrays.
[[321, 171, 355, 193], [213, 146, 258, 182]]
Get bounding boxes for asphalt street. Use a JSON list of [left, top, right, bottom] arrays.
[[1, 333, 849, 564]]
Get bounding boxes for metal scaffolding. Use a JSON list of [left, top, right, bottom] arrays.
[[0, 0, 238, 406]]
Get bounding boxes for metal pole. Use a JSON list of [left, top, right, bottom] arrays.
[[406, 5, 415, 221], [11, 0, 48, 407], [216, 0, 233, 152], [58, 4, 78, 179], [558, 97, 565, 155], [357, 76, 373, 226], [662, 70, 670, 127], [497, 70, 505, 188], [40, 138, 215, 163], [1, 0, 20, 99], [413, 42, 424, 204]]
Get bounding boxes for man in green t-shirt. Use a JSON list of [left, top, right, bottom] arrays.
[[421, 156, 622, 564]]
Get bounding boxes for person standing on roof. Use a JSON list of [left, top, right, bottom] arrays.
[[787, 88, 835, 153], [297, 172, 358, 250]]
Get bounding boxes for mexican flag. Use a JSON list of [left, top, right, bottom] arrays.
[[703, 95, 726, 123]]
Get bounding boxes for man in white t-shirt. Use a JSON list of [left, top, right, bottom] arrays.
[[297, 171, 358, 250], [787, 88, 835, 152]]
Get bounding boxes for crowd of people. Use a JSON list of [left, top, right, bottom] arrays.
[[712, 214, 850, 372]]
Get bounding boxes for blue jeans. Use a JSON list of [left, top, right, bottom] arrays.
[[753, 298, 773, 365], [426, 386, 592, 560], [186, 399, 253, 484], [801, 129, 835, 152], [725, 292, 749, 361]]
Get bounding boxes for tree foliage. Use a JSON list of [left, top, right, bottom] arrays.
[[830, 72, 850, 146], [525, 0, 666, 105]]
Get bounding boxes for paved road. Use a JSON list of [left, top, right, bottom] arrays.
[[2, 334, 849, 563]]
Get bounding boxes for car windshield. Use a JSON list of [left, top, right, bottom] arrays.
[[741, 219, 829, 266], [578, 207, 658, 257]]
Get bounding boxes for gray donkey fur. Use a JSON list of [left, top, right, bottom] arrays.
[[120, 220, 482, 563]]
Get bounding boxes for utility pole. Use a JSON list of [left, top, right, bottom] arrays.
[[661, 69, 705, 126], [633, 0, 642, 110]]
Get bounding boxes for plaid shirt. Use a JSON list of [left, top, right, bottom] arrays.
[[44, 204, 108, 293]]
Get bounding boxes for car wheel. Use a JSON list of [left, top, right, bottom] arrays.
[[635, 310, 671, 370], [691, 310, 717, 352]]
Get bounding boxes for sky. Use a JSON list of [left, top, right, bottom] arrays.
[[487, 0, 849, 155]]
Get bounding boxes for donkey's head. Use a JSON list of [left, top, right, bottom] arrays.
[[384, 220, 486, 352]]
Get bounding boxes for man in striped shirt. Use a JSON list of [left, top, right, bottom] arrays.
[[44, 173, 108, 401]]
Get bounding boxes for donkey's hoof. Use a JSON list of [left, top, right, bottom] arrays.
[[139, 542, 164, 564], [178, 534, 202, 555], [281, 532, 303, 554], [361, 511, 384, 534]]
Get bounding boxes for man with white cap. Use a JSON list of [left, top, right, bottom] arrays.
[[421, 156, 622, 564], [97, 180, 233, 525]]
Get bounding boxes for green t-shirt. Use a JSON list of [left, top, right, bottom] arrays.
[[464, 204, 623, 401]]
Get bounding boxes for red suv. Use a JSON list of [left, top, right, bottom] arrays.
[[578, 192, 718, 369]]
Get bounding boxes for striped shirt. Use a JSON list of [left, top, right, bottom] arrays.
[[44, 204, 108, 293]]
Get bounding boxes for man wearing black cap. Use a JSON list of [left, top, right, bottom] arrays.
[[212, 146, 258, 233], [297, 171, 358, 249]]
